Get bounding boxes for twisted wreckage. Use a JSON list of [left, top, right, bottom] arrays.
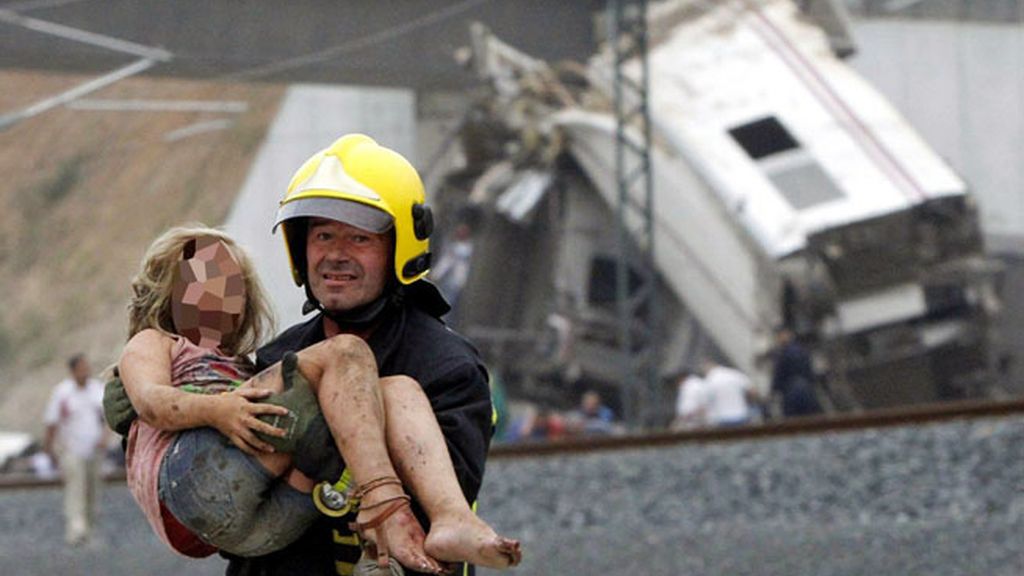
[[432, 0, 999, 419]]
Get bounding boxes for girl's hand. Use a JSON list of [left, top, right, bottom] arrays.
[[208, 388, 290, 455]]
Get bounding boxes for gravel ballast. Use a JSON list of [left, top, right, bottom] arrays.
[[2, 415, 1022, 575], [476, 415, 1024, 575]]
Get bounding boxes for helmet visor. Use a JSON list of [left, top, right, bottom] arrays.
[[274, 197, 394, 234]]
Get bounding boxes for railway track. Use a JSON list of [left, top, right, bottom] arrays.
[[490, 395, 1024, 457], [4, 395, 1024, 489], [3, 397, 1022, 575]]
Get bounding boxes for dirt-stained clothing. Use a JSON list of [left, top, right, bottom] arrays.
[[224, 287, 492, 576]]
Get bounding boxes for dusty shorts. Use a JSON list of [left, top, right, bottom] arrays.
[[158, 427, 318, 557]]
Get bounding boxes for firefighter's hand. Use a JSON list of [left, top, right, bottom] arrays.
[[103, 376, 138, 436], [207, 389, 290, 456]]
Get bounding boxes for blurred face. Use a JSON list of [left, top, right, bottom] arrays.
[[171, 237, 245, 350], [306, 217, 391, 313], [71, 358, 91, 384]]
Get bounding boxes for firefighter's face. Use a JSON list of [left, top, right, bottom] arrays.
[[305, 217, 391, 313]]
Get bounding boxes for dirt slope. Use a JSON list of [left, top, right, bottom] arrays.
[[0, 68, 283, 434]]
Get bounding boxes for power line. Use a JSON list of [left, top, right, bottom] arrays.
[[0, 58, 156, 131], [0, 8, 171, 61], [0, 0, 94, 13], [223, 0, 494, 82]]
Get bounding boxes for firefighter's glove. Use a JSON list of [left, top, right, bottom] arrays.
[[256, 351, 342, 481], [103, 373, 138, 436]]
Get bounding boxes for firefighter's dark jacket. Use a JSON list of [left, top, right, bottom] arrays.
[[225, 284, 492, 576]]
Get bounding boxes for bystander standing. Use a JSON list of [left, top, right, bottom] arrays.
[[672, 370, 709, 430], [43, 353, 106, 546], [772, 327, 824, 417], [701, 359, 755, 427]]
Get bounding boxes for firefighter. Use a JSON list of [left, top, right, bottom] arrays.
[[224, 134, 497, 576]]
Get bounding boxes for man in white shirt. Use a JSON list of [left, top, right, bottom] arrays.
[[700, 359, 754, 427], [672, 370, 709, 430], [43, 354, 106, 546]]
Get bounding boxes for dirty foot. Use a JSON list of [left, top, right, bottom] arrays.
[[424, 512, 522, 569], [354, 497, 447, 575]]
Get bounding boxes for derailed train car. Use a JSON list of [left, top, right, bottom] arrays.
[[432, 0, 998, 416]]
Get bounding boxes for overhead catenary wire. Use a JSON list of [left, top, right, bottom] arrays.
[[0, 2, 172, 132], [0, 0, 500, 142], [0, 0, 94, 14], [0, 58, 157, 131], [222, 0, 495, 82], [67, 99, 249, 113], [0, 7, 171, 61]]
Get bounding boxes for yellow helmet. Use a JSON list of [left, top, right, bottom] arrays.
[[274, 134, 433, 287]]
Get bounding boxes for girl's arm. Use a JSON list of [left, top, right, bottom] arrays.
[[119, 328, 288, 454]]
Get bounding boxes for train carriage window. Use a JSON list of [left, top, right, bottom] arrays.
[[588, 255, 642, 306], [729, 116, 845, 210], [729, 116, 799, 159]]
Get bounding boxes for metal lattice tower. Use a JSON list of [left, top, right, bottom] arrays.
[[607, 0, 657, 428]]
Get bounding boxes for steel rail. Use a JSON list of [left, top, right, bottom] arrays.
[[488, 396, 1024, 459], [4, 396, 1024, 490]]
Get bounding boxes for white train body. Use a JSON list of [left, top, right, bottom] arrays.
[[455, 0, 995, 410]]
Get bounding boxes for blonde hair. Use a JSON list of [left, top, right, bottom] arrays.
[[127, 224, 274, 357]]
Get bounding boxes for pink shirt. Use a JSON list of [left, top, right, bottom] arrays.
[[125, 336, 254, 555]]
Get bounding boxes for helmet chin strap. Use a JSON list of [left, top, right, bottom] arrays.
[[302, 281, 395, 331]]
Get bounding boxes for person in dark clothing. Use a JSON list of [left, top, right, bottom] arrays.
[[771, 328, 823, 418], [224, 134, 517, 576]]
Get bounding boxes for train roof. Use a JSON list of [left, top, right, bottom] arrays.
[[594, 0, 968, 258]]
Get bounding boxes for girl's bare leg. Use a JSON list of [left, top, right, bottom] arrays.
[[380, 376, 521, 568], [241, 335, 444, 574]]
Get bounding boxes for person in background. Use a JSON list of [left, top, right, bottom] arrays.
[[542, 410, 569, 440], [700, 358, 755, 427], [570, 390, 615, 436], [771, 327, 823, 417], [44, 353, 106, 546], [431, 222, 474, 320], [672, 369, 709, 430]]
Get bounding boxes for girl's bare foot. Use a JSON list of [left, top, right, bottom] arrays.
[[354, 495, 447, 574], [424, 511, 522, 569]]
